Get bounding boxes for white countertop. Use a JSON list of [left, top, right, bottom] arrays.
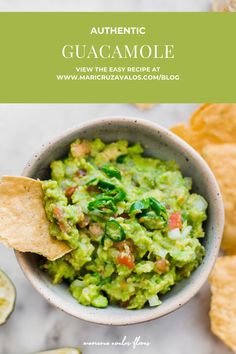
[[0, 0, 211, 12], [0, 103, 231, 354]]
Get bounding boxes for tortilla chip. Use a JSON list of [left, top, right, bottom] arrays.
[[171, 104, 236, 155], [135, 103, 155, 110], [0, 176, 71, 261], [203, 144, 236, 253], [171, 104, 236, 253], [190, 103, 236, 137], [170, 123, 214, 153], [212, 0, 236, 12], [209, 256, 236, 353]]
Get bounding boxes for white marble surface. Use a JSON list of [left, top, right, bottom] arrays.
[[0, 103, 231, 354], [0, 0, 211, 12]]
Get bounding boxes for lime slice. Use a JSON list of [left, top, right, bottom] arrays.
[[0, 270, 16, 325], [37, 349, 81, 354]]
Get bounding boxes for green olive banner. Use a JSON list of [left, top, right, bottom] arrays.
[[0, 12, 236, 103]]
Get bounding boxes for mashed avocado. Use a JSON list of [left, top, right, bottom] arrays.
[[41, 139, 207, 309]]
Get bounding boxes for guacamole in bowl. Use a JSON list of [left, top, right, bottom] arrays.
[[41, 138, 207, 310]]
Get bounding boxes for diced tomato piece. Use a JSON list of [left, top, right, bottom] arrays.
[[71, 141, 90, 158], [75, 169, 86, 177], [154, 259, 170, 274], [117, 253, 135, 269], [65, 186, 77, 198], [53, 207, 68, 233], [115, 239, 135, 253], [87, 185, 99, 194], [120, 213, 129, 219], [168, 211, 182, 230], [53, 206, 63, 220], [89, 222, 103, 236], [120, 300, 130, 308]]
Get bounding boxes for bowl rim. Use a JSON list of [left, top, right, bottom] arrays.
[[15, 116, 224, 325]]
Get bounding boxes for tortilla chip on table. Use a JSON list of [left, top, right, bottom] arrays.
[[171, 104, 236, 254]]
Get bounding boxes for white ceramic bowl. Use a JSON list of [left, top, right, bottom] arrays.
[[16, 117, 224, 325]]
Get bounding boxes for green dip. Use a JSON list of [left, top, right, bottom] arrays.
[[41, 139, 207, 309]]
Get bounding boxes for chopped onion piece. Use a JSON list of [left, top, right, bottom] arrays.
[[148, 295, 162, 307], [194, 197, 208, 212], [168, 228, 181, 240], [181, 225, 192, 238]]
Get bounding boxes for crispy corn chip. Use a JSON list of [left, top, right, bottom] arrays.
[[209, 256, 236, 353], [203, 144, 236, 253], [135, 103, 155, 110], [0, 176, 71, 260], [212, 0, 226, 12], [170, 123, 215, 154], [190, 103, 236, 137], [171, 104, 236, 253], [212, 0, 236, 12], [171, 104, 236, 155]]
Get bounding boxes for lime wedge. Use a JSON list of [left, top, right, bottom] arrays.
[[37, 349, 81, 354], [0, 270, 16, 325]]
